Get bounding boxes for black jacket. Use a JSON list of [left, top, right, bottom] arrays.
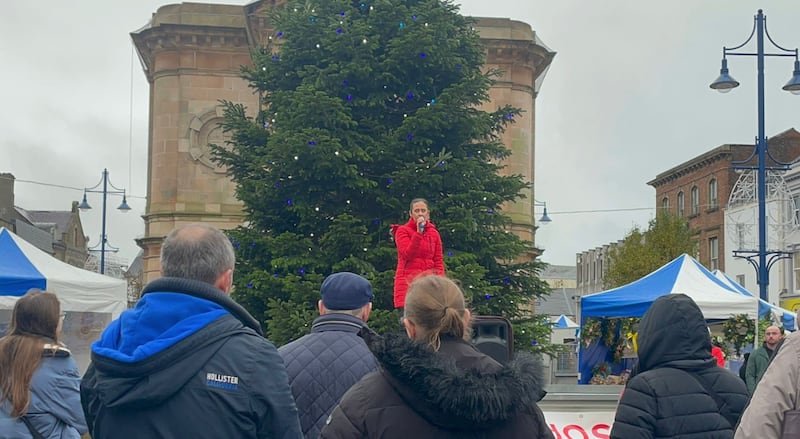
[[80, 277, 302, 439], [320, 333, 554, 439], [611, 294, 749, 439], [278, 313, 378, 438]]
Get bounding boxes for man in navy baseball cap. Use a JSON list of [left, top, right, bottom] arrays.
[[278, 272, 377, 438], [321, 272, 374, 311]]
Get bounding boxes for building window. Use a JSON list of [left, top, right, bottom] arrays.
[[677, 191, 685, 217], [793, 194, 800, 225], [661, 197, 669, 211], [736, 223, 746, 250], [736, 274, 745, 288], [795, 253, 800, 291], [709, 179, 718, 209], [691, 186, 699, 215], [709, 237, 719, 270]]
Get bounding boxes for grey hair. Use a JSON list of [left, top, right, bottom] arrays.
[[160, 223, 235, 285], [326, 307, 366, 318], [409, 198, 429, 211]]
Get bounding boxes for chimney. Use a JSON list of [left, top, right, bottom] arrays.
[[0, 173, 14, 225]]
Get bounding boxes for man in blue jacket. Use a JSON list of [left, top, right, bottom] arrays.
[[80, 223, 302, 439], [279, 272, 378, 438]]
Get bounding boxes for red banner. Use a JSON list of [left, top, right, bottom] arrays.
[[543, 411, 615, 439]]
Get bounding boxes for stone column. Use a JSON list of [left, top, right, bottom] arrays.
[[132, 3, 266, 282], [476, 17, 555, 260]]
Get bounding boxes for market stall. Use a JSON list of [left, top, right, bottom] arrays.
[[578, 254, 758, 384], [0, 227, 126, 372]]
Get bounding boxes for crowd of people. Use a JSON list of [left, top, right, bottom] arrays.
[[1, 207, 798, 438]]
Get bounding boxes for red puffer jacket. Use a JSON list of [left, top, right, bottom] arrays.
[[391, 218, 445, 308]]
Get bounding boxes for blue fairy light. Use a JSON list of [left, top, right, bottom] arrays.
[[386, 178, 393, 185], [503, 278, 510, 284], [360, 3, 367, 11], [310, 17, 316, 23], [399, 22, 405, 28], [419, 52, 426, 58], [373, 219, 381, 225], [484, 294, 492, 299], [272, 55, 279, 61], [406, 92, 414, 99], [346, 94, 352, 101], [487, 208, 494, 214], [276, 31, 283, 38], [438, 161, 445, 167], [274, 182, 281, 188], [309, 140, 316, 145], [412, 14, 417, 20], [430, 98, 436, 104], [298, 268, 306, 275], [273, 274, 279, 278], [337, 28, 343, 34], [447, 251, 453, 257], [340, 11, 346, 16], [247, 283, 253, 288], [287, 199, 293, 205], [531, 340, 538, 346], [234, 243, 240, 248], [251, 242, 257, 247], [406, 134, 413, 141]]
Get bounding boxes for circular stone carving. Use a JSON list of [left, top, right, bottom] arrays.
[[188, 113, 232, 173]]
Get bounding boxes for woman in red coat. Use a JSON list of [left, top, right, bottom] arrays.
[[391, 198, 445, 310]]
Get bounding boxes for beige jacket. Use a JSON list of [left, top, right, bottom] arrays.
[[735, 330, 799, 438]]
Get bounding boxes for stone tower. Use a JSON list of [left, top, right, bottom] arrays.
[[132, 1, 555, 282]]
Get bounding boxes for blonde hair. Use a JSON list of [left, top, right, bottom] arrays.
[[404, 275, 469, 351]]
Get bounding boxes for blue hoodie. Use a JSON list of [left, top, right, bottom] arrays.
[[81, 277, 302, 439]]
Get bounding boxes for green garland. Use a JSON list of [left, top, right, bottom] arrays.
[[580, 317, 641, 363]]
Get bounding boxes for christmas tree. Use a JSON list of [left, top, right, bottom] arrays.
[[213, 0, 552, 353]]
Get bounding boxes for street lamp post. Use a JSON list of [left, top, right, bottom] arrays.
[[78, 168, 131, 274], [710, 9, 800, 302]]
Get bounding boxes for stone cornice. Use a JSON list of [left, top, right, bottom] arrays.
[[648, 145, 737, 188]]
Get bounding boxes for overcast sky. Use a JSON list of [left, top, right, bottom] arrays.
[[3, 1, 800, 268]]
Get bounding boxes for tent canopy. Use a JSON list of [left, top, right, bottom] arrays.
[[551, 314, 579, 329], [0, 227, 126, 317], [581, 254, 758, 321], [712, 269, 796, 330]]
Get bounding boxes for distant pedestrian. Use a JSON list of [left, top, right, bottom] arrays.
[[279, 272, 378, 438], [738, 352, 750, 381], [320, 275, 553, 439], [80, 223, 302, 439], [611, 294, 748, 439], [735, 330, 800, 438], [0, 289, 87, 438], [744, 325, 784, 394], [390, 198, 445, 311]]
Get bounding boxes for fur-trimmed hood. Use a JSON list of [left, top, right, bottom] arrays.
[[371, 333, 547, 430]]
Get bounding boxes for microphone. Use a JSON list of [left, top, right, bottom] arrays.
[[418, 217, 426, 232]]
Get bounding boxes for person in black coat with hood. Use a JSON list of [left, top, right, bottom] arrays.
[[320, 275, 554, 439], [611, 293, 749, 439]]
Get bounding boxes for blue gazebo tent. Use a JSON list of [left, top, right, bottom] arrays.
[[577, 254, 757, 383], [551, 314, 579, 329]]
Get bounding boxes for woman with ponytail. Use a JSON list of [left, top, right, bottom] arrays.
[[0, 289, 87, 438], [321, 275, 554, 438]]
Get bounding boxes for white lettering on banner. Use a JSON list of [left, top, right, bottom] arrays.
[[543, 411, 615, 439]]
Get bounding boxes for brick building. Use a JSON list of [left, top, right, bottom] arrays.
[[648, 128, 800, 272]]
